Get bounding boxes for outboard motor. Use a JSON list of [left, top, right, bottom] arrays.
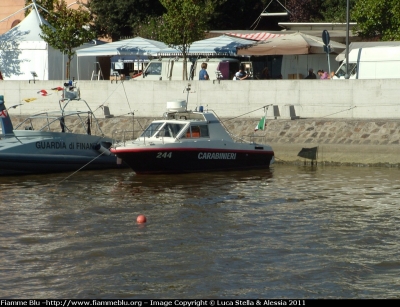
[[0, 95, 14, 135], [63, 80, 80, 100]]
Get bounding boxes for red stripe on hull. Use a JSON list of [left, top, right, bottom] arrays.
[[111, 147, 273, 155], [112, 148, 274, 174]]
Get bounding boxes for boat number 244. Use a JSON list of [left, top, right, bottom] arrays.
[[157, 152, 172, 158]]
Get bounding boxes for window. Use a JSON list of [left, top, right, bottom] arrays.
[[182, 125, 209, 138], [191, 126, 200, 138], [199, 125, 209, 137], [145, 63, 162, 75], [11, 20, 21, 28], [158, 123, 186, 138], [336, 63, 357, 78]]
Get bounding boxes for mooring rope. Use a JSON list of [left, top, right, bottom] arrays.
[[56, 151, 106, 185]]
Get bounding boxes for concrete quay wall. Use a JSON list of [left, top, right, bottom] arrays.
[[219, 117, 400, 166], [2, 79, 400, 166], [1, 79, 400, 119], [9, 115, 400, 166]]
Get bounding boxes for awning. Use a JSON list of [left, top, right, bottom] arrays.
[[76, 36, 168, 57], [158, 35, 255, 56], [237, 32, 346, 56], [111, 55, 149, 63], [225, 32, 285, 41]]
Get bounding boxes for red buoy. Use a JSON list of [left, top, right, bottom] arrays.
[[137, 215, 147, 223]]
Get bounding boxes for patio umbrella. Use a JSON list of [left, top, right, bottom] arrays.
[[237, 32, 346, 56]]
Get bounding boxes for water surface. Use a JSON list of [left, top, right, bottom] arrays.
[[1, 165, 400, 298]]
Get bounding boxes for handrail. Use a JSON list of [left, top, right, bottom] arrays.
[[111, 128, 176, 147]]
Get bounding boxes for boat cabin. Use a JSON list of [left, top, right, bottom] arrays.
[[137, 110, 232, 142]]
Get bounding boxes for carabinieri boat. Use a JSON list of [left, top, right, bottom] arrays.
[[110, 99, 274, 174], [0, 83, 124, 175]]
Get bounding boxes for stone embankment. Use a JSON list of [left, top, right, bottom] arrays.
[[10, 115, 400, 167], [224, 117, 400, 166]]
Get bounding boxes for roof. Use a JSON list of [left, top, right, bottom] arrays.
[[0, 9, 51, 42], [237, 32, 346, 56], [207, 27, 362, 44], [158, 34, 255, 56], [225, 32, 285, 41], [76, 36, 168, 57], [336, 41, 400, 61]]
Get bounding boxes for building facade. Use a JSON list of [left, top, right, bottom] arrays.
[[0, 0, 87, 35]]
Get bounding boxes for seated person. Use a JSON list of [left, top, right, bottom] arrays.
[[234, 67, 248, 80]]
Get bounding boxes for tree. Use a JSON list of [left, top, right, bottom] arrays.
[[208, 0, 272, 30], [320, 0, 351, 22], [132, 15, 165, 41], [286, 0, 355, 23], [159, 0, 218, 80], [25, 0, 56, 18], [286, 0, 322, 22], [352, 0, 400, 41], [87, 0, 165, 41], [40, 0, 96, 79], [133, 1, 230, 41]]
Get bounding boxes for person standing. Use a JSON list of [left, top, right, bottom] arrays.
[[305, 68, 316, 79], [0, 70, 4, 80], [199, 63, 209, 80], [260, 67, 270, 79]]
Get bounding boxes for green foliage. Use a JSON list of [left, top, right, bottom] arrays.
[[286, 0, 322, 22], [133, 16, 165, 41], [320, 0, 352, 22], [159, 0, 218, 80], [208, 0, 268, 30], [287, 0, 354, 23], [40, 0, 96, 79], [352, 0, 400, 40], [25, 0, 56, 18], [87, 0, 165, 41]]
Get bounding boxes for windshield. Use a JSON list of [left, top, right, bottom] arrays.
[[140, 122, 186, 138], [158, 123, 186, 138], [145, 62, 162, 75], [336, 63, 357, 78], [140, 122, 164, 138]]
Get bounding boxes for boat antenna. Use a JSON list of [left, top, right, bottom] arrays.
[[183, 83, 191, 110], [128, 111, 135, 140]]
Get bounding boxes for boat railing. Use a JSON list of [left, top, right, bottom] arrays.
[[204, 108, 269, 145], [112, 129, 175, 147], [14, 110, 104, 136], [233, 134, 268, 145], [60, 98, 105, 136]]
